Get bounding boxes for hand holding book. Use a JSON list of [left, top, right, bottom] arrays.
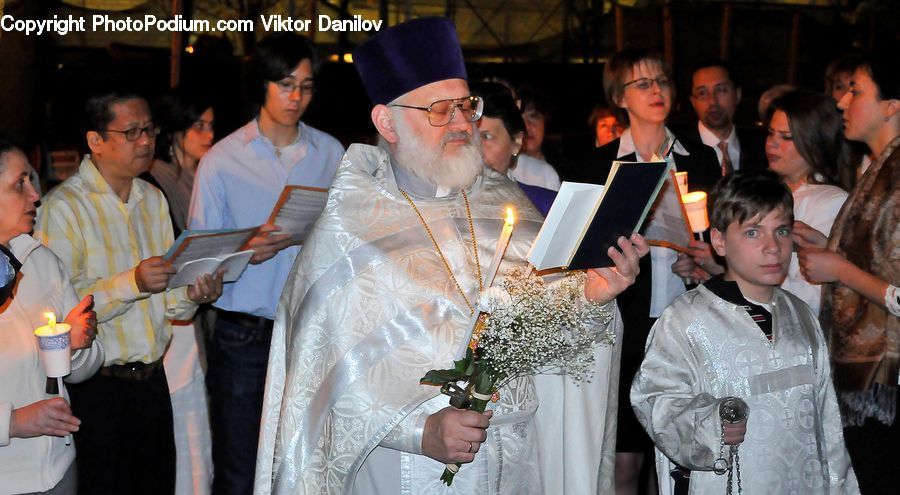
[[527, 161, 671, 270], [583, 233, 649, 305], [245, 224, 294, 265]]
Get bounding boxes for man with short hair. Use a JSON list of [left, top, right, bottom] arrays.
[[187, 32, 344, 494], [686, 60, 766, 174], [35, 91, 222, 495], [254, 17, 646, 495]]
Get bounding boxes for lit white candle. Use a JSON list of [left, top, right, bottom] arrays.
[[35, 312, 73, 445], [675, 171, 689, 196], [682, 191, 709, 234], [34, 312, 71, 377], [483, 207, 516, 290]]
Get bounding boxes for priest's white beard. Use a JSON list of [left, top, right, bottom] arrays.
[[388, 111, 484, 190]]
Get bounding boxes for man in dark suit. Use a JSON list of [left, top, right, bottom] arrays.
[[684, 60, 767, 174]]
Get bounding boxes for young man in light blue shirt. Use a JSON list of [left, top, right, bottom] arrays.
[[187, 33, 344, 495]]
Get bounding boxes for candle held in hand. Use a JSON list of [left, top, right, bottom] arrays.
[[483, 207, 516, 290], [35, 313, 72, 378], [682, 191, 709, 234]]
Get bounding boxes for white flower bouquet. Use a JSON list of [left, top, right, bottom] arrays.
[[420, 265, 614, 485]]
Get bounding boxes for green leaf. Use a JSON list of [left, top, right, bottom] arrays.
[[420, 368, 468, 386], [421, 348, 476, 386]]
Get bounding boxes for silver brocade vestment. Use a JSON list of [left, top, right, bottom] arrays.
[[631, 285, 859, 494], [254, 144, 623, 495]]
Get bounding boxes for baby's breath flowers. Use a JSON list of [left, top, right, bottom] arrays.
[[420, 266, 614, 485]]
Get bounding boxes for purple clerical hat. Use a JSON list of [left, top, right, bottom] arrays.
[[353, 17, 467, 105]]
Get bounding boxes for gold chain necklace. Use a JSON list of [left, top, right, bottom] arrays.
[[399, 189, 483, 315]]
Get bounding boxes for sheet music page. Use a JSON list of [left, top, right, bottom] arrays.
[[166, 227, 258, 266], [642, 172, 693, 252], [167, 250, 254, 289], [267, 185, 329, 243]]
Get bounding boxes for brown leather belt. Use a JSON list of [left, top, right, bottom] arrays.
[[99, 358, 163, 381]]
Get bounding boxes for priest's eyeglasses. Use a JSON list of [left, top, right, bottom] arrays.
[[390, 96, 484, 127], [102, 124, 160, 141]]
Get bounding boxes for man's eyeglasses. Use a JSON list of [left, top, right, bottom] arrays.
[[274, 79, 316, 96], [389, 96, 484, 127], [691, 84, 734, 101], [102, 124, 159, 142], [623, 76, 671, 91]]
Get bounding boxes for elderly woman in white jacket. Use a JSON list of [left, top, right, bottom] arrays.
[[0, 139, 103, 495]]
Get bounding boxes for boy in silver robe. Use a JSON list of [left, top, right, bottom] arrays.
[[631, 171, 858, 494]]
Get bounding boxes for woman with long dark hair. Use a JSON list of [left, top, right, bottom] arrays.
[[765, 90, 851, 314], [145, 89, 215, 495], [146, 89, 215, 235]]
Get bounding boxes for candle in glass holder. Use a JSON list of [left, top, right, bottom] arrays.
[[35, 312, 72, 445], [34, 312, 72, 378]]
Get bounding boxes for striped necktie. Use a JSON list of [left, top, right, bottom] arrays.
[[717, 141, 734, 176]]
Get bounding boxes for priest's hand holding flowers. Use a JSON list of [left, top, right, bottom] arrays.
[[422, 407, 492, 464], [420, 264, 621, 484]]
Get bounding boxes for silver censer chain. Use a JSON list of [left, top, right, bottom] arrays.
[[715, 397, 748, 495]]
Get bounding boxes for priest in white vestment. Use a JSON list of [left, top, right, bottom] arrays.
[[254, 17, 647, 495]]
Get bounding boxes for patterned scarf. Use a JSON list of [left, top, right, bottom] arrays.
[[822, 135, 900, 426]]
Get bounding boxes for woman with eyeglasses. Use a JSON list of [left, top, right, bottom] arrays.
[[577, 49, 721, 495], [143, 88, 215, 495], [795, 51, 900, 494], [0, 137, 103, 495]]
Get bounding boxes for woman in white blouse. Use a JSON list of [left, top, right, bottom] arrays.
[[765, 90, 852, 314], [0, 138, 103, 494]]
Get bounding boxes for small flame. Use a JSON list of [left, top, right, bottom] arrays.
[[44, 312, 57, 332], [681, 191, 707, 205], [505, 207, 515, 226]]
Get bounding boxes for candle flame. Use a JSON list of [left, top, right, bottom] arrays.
[[44, 312, 57, 331], [681, 191, 707, 204], [505, 207, 515, 226]]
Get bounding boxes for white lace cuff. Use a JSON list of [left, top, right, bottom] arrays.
[[886, 285, 900, 317]]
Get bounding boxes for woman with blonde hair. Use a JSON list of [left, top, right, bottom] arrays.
[[580, 49, 721, 495]]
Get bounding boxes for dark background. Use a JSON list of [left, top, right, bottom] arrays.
[[2, 0, 898, 188]]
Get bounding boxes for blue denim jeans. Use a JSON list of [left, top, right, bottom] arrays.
[[206, 315, 272, 495]]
